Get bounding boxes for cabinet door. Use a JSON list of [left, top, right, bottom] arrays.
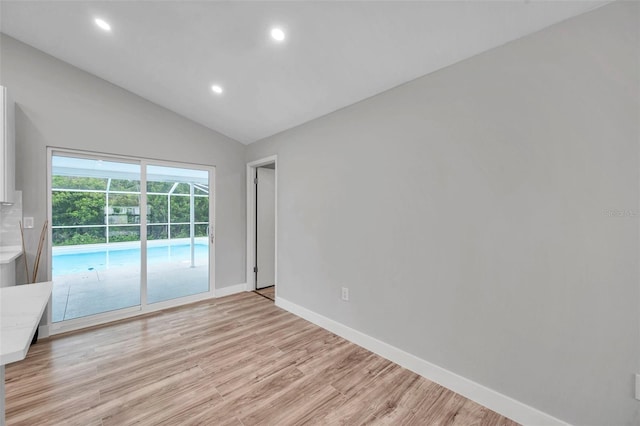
[[0, 86, 15, 204]]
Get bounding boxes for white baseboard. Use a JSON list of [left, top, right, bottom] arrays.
[[214, 283, 247, 298], [275, 296, 568, 426]]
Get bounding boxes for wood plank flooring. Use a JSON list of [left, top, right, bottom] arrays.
[[255, 286, 275, 301], [5, 292, 519, 426]]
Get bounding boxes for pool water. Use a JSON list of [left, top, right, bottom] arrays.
[[53, 244, 208, 276]]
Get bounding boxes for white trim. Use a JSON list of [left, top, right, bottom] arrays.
[[214, 283, 248, 298], [47, 284, 247, 336], [275, 296, 569, 426], [140, 159, 148, 306], [46, 148, 54, 335], [246, 155, 277, 294], [50, 291, 217, 335]]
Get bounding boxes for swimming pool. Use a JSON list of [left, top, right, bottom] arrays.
[[52, 243, 209, 276]]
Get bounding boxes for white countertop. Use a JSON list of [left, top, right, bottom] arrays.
[[0, 282, 52, 365], [0, 246, 22, 264]]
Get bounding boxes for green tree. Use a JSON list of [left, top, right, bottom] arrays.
[[52, 177, 210, 245], [52, 176, 107, 190], [52, 192, 105, 226]]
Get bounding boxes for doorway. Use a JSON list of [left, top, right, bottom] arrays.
[[246, 156, 277, 301]]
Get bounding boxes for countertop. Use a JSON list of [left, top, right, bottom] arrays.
[[0, 246, 22, 264], [0, 282, 52, 365]]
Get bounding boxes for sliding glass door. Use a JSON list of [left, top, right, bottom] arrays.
[[51, 156, 142, 322], [50, 151, 214, 327], [146, 164, 211, 304]]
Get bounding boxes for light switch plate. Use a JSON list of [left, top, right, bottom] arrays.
[[23, 216, 34, 229], [635, 374, 640, 400]]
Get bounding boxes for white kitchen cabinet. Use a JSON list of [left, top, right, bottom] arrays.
[[0, 86, 15, 205]]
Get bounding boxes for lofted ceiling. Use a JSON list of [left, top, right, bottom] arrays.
[[0, 1, 607, 144]]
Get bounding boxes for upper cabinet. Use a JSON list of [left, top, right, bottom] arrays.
[[0, 85, 15, 205]]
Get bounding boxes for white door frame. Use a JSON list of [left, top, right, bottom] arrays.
[[246, 155, 277, 293]]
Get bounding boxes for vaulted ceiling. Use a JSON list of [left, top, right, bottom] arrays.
[[0, 1, 607, 144]]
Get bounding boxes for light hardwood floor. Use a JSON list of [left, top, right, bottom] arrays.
[[6, 292, 519, 426], [255, 286, 275, 301]]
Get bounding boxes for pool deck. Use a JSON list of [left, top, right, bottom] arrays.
[[52, 261, 209, 322], [52, 239, 210, 322]]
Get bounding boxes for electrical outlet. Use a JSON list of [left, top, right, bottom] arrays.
[[23, 217, 34, 229], [635, 374, 640, 400], [341, 287, 349, 301]]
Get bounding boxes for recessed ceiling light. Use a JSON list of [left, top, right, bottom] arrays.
[[270, 27, 285, 42], [211, 85, 223, 95], [94, 18, 111, 32]]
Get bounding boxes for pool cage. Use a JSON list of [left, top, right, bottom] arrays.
[[51, 155, 210, 268]]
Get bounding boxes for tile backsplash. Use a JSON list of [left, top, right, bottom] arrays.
[[0, 190, 23, 247]]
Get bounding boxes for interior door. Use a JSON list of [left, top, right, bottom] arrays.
[[256, 167, 275, 289]]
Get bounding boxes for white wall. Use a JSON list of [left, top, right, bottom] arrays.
[[0, 34, 246, 291], [247, 2, 640, 425]]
